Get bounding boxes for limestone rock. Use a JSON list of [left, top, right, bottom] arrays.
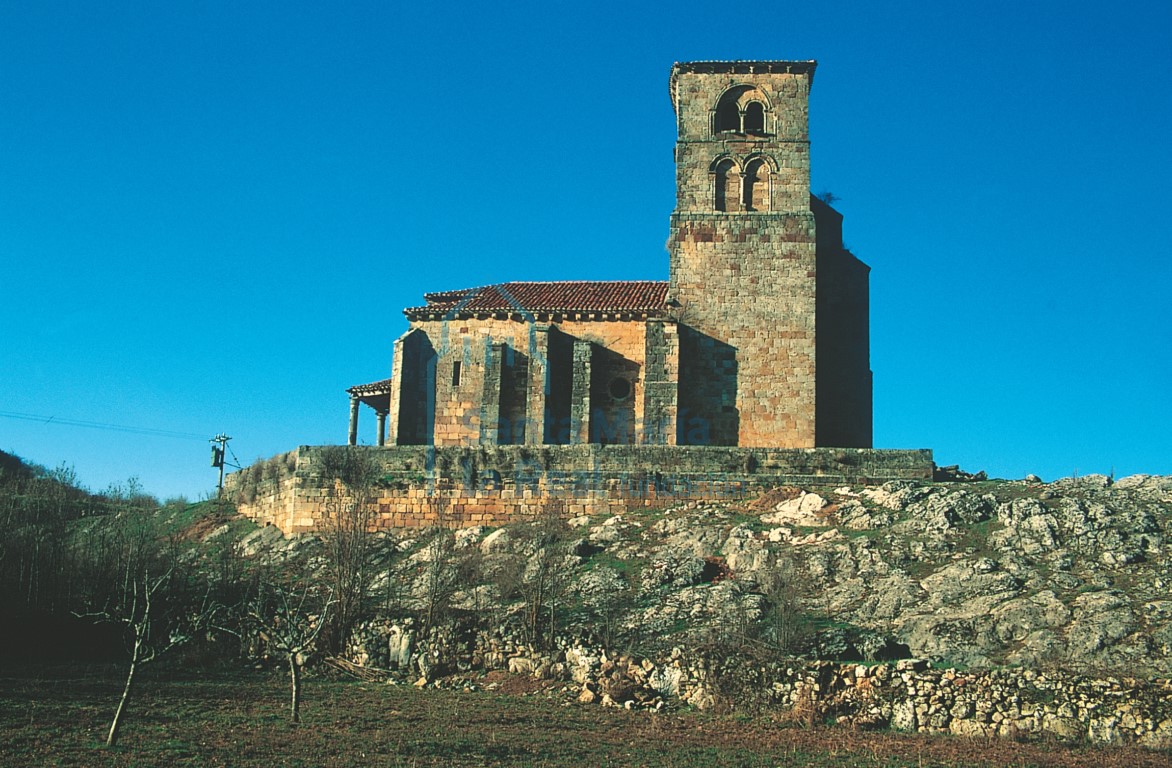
[[479, 527, 512, 554], [387, 625, 415, 670], [643, 550, 706, 589], [835, 499, 893, 530], [760, 492, 827, 525], [508, 656, 534, 675], [857, 573, 927, 620], [861, 481, 932, 511], [918, 562, 1022, 606], [720, 525, 771, 573], [454, 526, 483, 548], [648, 665, 683, 698]]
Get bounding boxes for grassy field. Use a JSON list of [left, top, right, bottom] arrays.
[[2, 665, 1168, 768]]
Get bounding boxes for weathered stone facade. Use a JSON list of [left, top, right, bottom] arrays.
[[229, 445, 933, 534], [350, 60, 871, 451], [670, 62, 817, 447], [390, 315, 663, 448]]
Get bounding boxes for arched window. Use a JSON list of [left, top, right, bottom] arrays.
[[714, 159, 740, 212], [743, 101, 765, 134], [715, 98, 740, 132], [742, 158, 770, 211], [712, 85, 771, 136]]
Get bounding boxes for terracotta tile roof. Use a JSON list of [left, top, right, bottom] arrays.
[[407, 281, 669, 319], [346, 378, 391, 396]]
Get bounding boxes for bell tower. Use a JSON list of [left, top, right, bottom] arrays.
[[667, 61, 820, 447]]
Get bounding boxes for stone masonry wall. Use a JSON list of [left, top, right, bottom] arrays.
[[408, 317, 654, 447], [228, 445, 933, 535], [642, 320, 678, 445], [813, 197, 872, 448], [672, 69, 813, 213], [499, 644, 1172, 747], [669, 67, 819, 448], [669, 212, 817, 447]]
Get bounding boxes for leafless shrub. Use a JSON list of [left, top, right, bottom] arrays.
[[318, 447, 382, 653], [758, 555, 815, 655]]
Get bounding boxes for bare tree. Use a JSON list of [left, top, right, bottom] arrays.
[[481, 515, 574, 649], [247, 578, 334, 724], [97, 566, 198, 746], [68, 488, 211, 748], [579, 568, 640, 651], [418, 527, 462, 634]]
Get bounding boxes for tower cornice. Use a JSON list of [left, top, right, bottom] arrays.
[[670, 60, 817, 113]]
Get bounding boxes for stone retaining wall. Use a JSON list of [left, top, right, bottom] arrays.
[[692, 655, 1172, 746], [228, 445, 934, 534], [345, 619, 1172, 747]]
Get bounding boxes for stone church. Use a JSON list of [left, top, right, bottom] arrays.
[[347, 60, 872, 452]]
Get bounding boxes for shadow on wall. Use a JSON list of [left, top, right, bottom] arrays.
[[398, 331, 437, 445], [498, 345, 530, 445], [398, 325, 749, 448], [589, 346, 639, 445], [677, 326, 738, 445], [544, 328, 573, 445]]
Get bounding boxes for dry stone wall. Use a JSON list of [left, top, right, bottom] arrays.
[[345, 617, 1172, 748], [688, 655, 1172, 746]]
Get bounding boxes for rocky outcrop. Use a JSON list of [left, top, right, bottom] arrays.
[[229, 472, 1172, 745]]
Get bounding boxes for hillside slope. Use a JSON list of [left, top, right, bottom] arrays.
[[618, 473, 1172, 675], [226, 473, 1172, 677]]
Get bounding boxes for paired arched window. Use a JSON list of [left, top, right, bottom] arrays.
[[713, 86, 771, 135], [715, 100, 741, 132], [712, 156, 773, 212]]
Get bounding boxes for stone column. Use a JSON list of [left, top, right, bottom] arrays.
[[375, 410, 387, 447], [642, 320, 679, 445], [524, 325, 551, 445], [569, 339, 592, 444], [348, 395, 360, 446], [479, 342, 504, 446], [386, 331, 408, 446]]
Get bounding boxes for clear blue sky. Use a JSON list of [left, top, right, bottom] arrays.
[[2, 1, 1169, 499]]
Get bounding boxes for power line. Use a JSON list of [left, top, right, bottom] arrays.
[[225, 440, 244, 471], [0, 410, 210, 441]]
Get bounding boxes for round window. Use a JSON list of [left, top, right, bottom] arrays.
[[608, 377, 632, 401]]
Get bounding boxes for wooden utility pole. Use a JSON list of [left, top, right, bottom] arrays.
[[210, 434, 231, 496]]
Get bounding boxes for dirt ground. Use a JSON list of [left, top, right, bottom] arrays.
[[3, 666, 1169, 768]]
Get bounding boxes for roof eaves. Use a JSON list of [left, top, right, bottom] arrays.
[[670, 59, 818, 111]]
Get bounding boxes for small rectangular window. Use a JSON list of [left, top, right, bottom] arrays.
[[452, 361, 462, 388]]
